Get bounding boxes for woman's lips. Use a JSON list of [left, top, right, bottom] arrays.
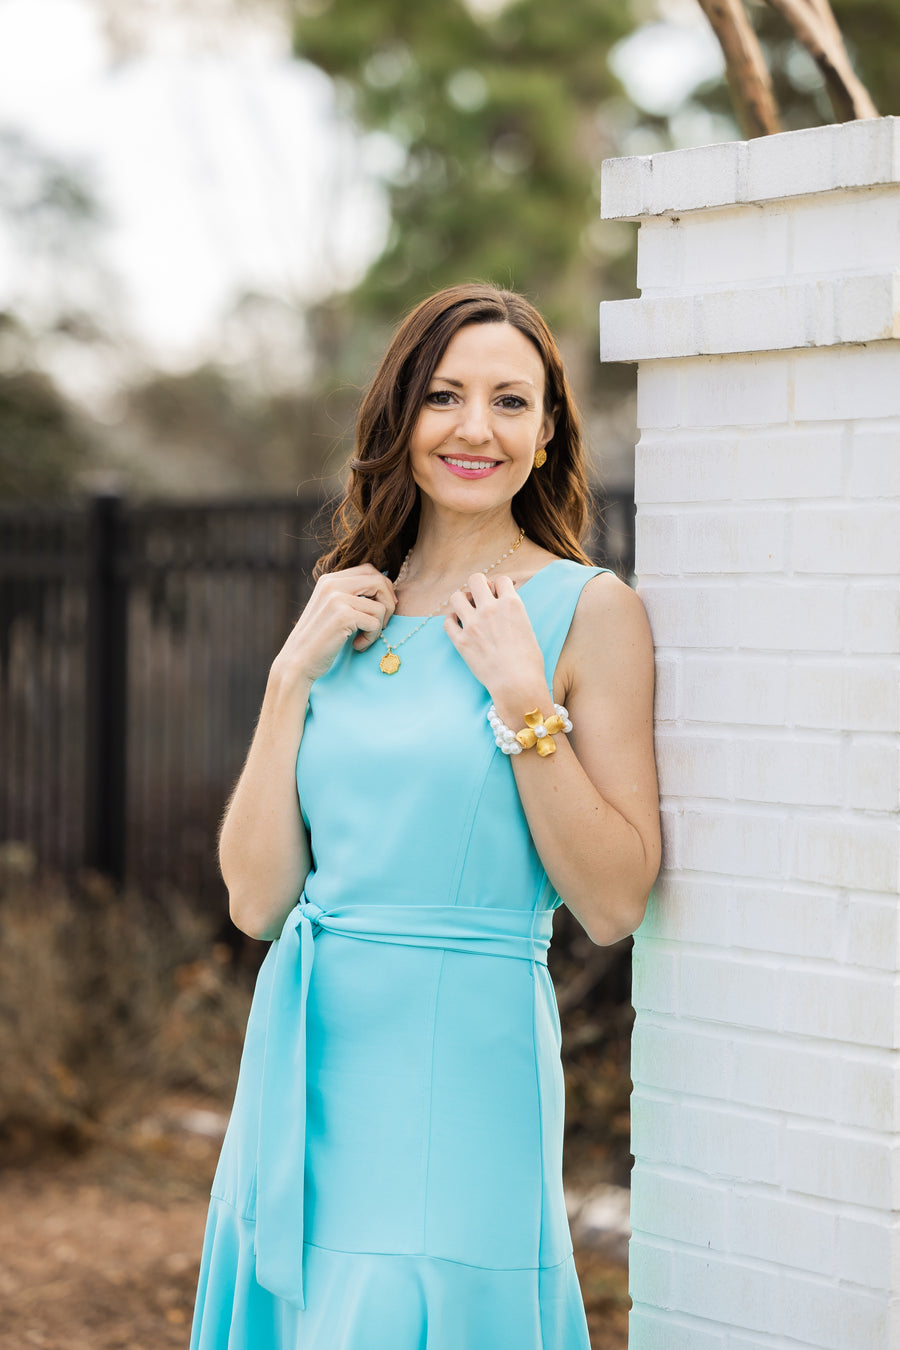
[[439, 455, 502, 479]]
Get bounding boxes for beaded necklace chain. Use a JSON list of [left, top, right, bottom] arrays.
[[377, 527, 525, 675]]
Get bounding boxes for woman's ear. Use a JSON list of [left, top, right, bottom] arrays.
[[539, 405, 558, 448]]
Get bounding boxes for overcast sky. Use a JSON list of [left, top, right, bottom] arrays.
[[0, 0, 388, 367]]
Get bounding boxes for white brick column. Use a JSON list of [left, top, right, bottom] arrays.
[[600, 118, 900, 1350]]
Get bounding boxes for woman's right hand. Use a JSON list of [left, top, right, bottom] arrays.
[[270, 564, 397, 689]]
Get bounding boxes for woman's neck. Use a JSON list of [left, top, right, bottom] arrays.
[[402, 506, 521, 588]]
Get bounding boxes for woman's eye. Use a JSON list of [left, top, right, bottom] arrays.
[[497, 395, 527, 410], [425, 390, 455, 406]]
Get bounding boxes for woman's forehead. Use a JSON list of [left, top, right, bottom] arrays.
[[433, 321, 545, 384]]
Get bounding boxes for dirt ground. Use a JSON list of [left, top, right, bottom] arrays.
[[0, 1095, 629, 1350]]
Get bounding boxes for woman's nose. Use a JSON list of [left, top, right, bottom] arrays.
[[456, 400, 492, 444]]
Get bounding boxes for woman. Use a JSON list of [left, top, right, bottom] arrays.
[[190, 283, 660, 1350]]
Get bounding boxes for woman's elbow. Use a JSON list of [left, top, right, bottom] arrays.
[[227, 888, 283, 942], [576, 880, 653, 947]]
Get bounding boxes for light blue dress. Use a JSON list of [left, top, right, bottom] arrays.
[[190, 559, 605, 1350]]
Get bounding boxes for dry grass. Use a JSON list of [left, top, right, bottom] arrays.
[[0, 848, 252, 1157]]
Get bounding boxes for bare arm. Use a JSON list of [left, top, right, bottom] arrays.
[[221, 564, 396, 940], [445, 571, 660, 945]]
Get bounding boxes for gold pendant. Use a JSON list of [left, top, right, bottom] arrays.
[[379, 650, 401, 674]]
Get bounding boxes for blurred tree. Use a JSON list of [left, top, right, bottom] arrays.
[[291, 0, 638, 320], [668, 0, 900, 147], [0, 362, 91, 500], [696, 0, 878, 136]]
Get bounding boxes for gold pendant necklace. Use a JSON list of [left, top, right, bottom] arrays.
[[378, 527, 525, 674]]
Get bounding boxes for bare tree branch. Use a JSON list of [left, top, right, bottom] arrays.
[[696, 0, 782, 137], [764, 0, 879, 122]]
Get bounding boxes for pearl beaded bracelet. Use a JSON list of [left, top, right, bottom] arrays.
[[487, 703, 573, 757]]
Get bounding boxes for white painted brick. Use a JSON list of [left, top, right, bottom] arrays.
[[794, 342, 900, 421], [738, 581, 844, 653], [850, 428, 900, 498], [626, 1237, 672, 1306], [678, 1101, 780, 1185], [653, 653, 680, 722], [845, 896, 900, 972], [631, 1022, 734, 1100], [790, 189, 900, 278], [792, 505, 900, 575], [847, 584, 900, 654], [631, 1169, 728, 1249], [644, 139, 743, 216], [603, 118, 900, 220], [729, 1189, 836, 1277], [735, 429, 843, 499], [779, 1270, 888, 1350], [679, 952, 782, 1031], [731, 735, 841, 806], [639, 583, 738, 648], [628, 1310, 726, 1350], [841, 664, 898, 733], [603, 274, 900, 361], [744, 117, 900, 206], [630, 1092, 679, 1163], [731, 883, 837, 961], [632, 940, 680, 1016], [836, 1213, 893, 1290], [782, 969, 895, 1047], [600, 151, 650, 221], [634, 511, 679, 576], [658, 805, 681, 871], [679, 509, 786, 575], [655, 729, 732, 798], [682, 654, 788, 726], [792, 818, 899, 893], [634, 435, 738, 503], [846, 737, 900, 810], [679, 353, 789, 428], [788, 660, 899, 732], [681, 205, 790, 288], [635, 358, 682, 429], [733, 1038, 836, 1117], [637, 875, 732, 948], [672, 1248, 778, 1334], [635, 216, 684, 292], [783, 1125, 895, 1208], [838, 1057, 897, 1132], [680, 808, 785, 879]]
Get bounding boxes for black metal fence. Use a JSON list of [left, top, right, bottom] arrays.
[[0, 491, 634, 907]]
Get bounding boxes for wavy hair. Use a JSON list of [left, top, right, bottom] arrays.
[[315, 283, 593, 578]]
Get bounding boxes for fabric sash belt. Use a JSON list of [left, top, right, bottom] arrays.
[[254, 897, 554, 1309]]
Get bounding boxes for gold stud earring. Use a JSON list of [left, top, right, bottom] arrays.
[[533, 446, 547, 469]]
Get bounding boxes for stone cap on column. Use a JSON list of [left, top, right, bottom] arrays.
[[599, 118, 900, 362], [601, 116, 900, 221]]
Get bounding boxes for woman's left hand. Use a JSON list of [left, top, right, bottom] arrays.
[[443, 573, 551, 714]]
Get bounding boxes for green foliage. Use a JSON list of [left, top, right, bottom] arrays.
[[0, 361, 92, 500], [293, 0, 634, 327]]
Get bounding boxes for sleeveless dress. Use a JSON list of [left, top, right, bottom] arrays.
[[190, 558, 606, 1350]]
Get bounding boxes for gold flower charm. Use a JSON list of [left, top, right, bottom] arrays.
[[515, 708, 566, 757]]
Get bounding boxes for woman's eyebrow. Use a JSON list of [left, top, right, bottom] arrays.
[[430, 375, 536, 389]]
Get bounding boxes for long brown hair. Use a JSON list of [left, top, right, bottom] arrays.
[[315, 283, 593, 578]]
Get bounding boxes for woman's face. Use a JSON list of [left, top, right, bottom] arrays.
[[408, 321, 555, 520]]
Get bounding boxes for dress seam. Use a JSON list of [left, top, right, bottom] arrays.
[[420, 948, 445, 1252], [300, 1236, 574, 1274], [530, 962, 547, 1350]]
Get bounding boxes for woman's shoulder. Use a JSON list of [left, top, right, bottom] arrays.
[[557, 568, 653, 689]]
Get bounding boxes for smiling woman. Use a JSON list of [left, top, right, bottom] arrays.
[[189, 282, 660, 1350]]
